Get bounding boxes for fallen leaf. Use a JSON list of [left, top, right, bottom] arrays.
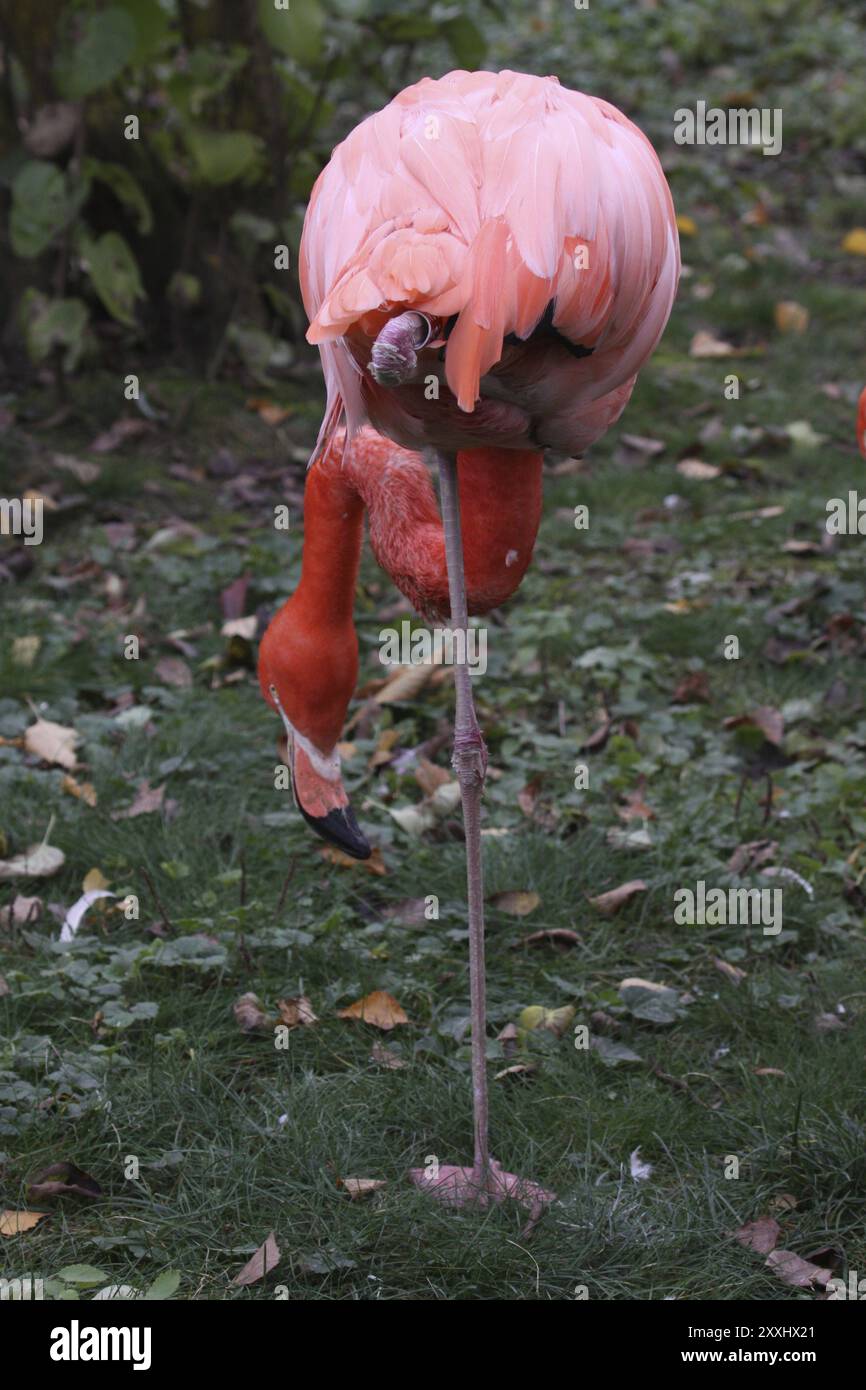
[[246, 397, 292, 426], [487, 890, 540, 917], [414, 756, 452, 796], [690, 329, 735, 358], [754, 1067, 786, 1077], [494, 1063, 538, 1081], [374, 664, 434, 703], [89, 417, 153, 453], [12, 635, 40, 667], [370, 1041, 406, 1069], [82, 867, 110, 893], [0, 842, 65, 881], [734, 1216, 781, 1254], [0, 1210, 47, 1237], [337, 989, 409, 1031], [277, 995, 318, 1029], [319, 845, 387, 875], [62, 774, 97, 806], [620, 432, 665, 456], [28, 1162, 102, 1200], [724, 706, 784, 746], [233, 992, 269, 1032], [336, 1177, 387, 1199], [25, 717, 79, 770], [841, 228, 866, 256], [728, 839, 778, 873], [588, 879, 647, 916], [368, 727, 400, 768], [773, 301, 809, 334], [765, 1249, 832, 1289], [221, 616, 258, 640], [713, 957, 747, 986], [512, 927, 580, 950], [671, 670, 712, 704], [112, 781, 177, 820], [52, 453, 101, 484], [676, 458, 720, 479], [155, 656, 193, 688], [518, 1004, 575, 1038], [0, 893, 43, 927], [676, 214, 698, 236], [231, 1232, 280, 1286]]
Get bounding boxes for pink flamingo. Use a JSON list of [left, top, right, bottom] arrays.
[[259, 69, 679, 1208]]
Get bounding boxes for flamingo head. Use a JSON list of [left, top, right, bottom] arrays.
[[258, 603, 371, 861]]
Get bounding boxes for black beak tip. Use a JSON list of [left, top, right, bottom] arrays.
[[297, 799, 372, 861]]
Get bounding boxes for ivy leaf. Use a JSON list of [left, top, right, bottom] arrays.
[[19, 291, 89, 372], [10, 161, 87, 258], [83, 160, 153, 235], [184, 128, 265, 186], [55, 8, 137, 100], [79, 231, 145, 327]]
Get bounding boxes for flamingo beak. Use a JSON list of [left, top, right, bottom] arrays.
[[269, 685, 372, 861]]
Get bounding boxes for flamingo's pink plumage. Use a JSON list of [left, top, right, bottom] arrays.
[[300, 69, 679, 457]]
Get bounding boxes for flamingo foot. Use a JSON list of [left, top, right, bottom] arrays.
[[408, 1159, 556, 1234]]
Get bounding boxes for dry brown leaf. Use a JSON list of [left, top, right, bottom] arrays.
[[512, 927, 580, 950], [233, 992, 269, 1033], [25, 717, 79, 770], [337, 1177, 387, 1199], [671, 670, 712, 705], [111, 780, 177, 820], [676, 458, 720, 479], [713, 957, 747, 986], [368, 727, 400, 768], [82, 867, 110, 893], [28, 1161, 101, 1200], [588, 879, 647, 916], [155, 656, 193, 688], [337, 989, 409, 1031], [62, 774, 97, 807], [374, 664, 434, 704], [0, 893, 43, 927], [414, 756, 452, 796], [319, 845, 387, 876], [370, 1041, 407, 1069], [782, 538, 820, 556], [724, 706, 784, 746], [232, 1231, 280, 1286], [494, 1063, 539, 1081], [765, 1249, 832, 1289], [487, 890, 540, 917], [246, 398, 292, 426], [0, 1209, 47, 1237], [690, 329, 735, 358], [277, 996, 318, 1029], [734, 1216, 781, 1254], [754, 1067, 786, 1078], [774, 301, 809, 334]]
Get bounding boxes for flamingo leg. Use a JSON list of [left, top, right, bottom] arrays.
[[435, 449, 490, 1190]]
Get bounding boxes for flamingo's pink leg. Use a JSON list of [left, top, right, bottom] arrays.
[[435, 449, 490, 1192]]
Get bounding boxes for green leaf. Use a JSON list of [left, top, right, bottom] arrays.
[[258, 0, 324, 65], [144, 1269, 181, 1300], [80, 231, 145, 327], [590, 1036, 644, 1067], [55, 8, 137, 100], [83, 160, 153, 236], [20, 291, 89, 372], [115, 0, 173, 61], [10, 161, 86, 258], [184, 128, 265, 186], [57, 1265, 109, 1288], [375, 16, 438, 41], [442, 16, 486, 69], [230, 210, 276, 246]]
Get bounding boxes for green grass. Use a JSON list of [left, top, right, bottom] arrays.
[[3, 5, 866, 1302]]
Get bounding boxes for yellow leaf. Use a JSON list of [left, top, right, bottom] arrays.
[[487, 890, 540, 917], [0, 1209, 47, 1236], [773, 301, 809, 334], [337, 989, 409, 1030], [320, 845, 387, 876], [63, 775, 97, 807], [82, 867, 110, 893], [676, 214, 698, 236], [841, 228, 866, 256]]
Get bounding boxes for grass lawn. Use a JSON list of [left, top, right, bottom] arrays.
[[2, 2, 866, 1302]]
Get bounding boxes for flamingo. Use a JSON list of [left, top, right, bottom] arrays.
[[258, 69, 679, 1210]]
